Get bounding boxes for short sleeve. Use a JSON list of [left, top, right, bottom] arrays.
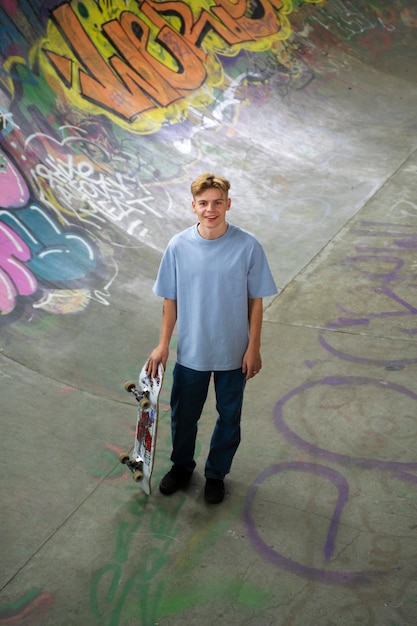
[[153, 244, 177, 300], [247, 241, 278, 298]]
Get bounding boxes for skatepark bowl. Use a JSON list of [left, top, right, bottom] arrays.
[[1, 1, 417, 625]]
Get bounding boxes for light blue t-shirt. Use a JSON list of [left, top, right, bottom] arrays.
[[153, 224, 278, 371]]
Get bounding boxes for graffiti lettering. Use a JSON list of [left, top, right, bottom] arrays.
[[243, 208, 417, 589], [31, 151, 160, 237], [322, 220, 417, 363], [91, 496, 184, 625], [244, 461, 382, 583], [244, 375, 417, 584], [274, 376, 417, 472], [45, 0, 287, 121]]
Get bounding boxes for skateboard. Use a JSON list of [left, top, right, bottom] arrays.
[[119, 362, 164, 495]]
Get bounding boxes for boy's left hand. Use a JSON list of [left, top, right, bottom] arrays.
[[242, 347, 262, 380]]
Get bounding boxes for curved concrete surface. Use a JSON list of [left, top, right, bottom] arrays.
[[1, 1, 417, 624]]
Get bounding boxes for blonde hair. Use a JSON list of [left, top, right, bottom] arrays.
[[191, 173, 230, 198]]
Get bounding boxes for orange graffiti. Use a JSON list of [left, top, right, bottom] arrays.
[[43, 0, 289, 123], [47, 4, 158, 120]]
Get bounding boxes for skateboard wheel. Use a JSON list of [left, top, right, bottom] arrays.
[[132, 470, 144, 482], [124, 381, 136, 392], [118, 452, 130, 464], [139, 398, 151, 410]]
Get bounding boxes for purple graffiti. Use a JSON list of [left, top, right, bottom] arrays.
[[274, 376, 417, 473], [341, 255, 404, 282], [324, 220, 417, 343], [375, 285, 417, 314], [244, 376, 417, 584], [244, 461, 390, 584], [0, 147, 30, 208], [327, 284, 417, 328], [395, 235, 417, 249], [319, 335, 417, 367], [326, 317, 370, 328]]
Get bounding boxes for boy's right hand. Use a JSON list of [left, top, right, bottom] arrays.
[[146, 345, 169, 378]]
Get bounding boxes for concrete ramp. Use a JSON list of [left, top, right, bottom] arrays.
[[1, 1, 417, 624]]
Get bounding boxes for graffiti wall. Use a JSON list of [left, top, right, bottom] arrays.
[[1, 0, 416, 324], [1, 2, 417, 625]]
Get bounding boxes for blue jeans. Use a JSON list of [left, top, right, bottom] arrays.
[[170, 363, 247, 479]]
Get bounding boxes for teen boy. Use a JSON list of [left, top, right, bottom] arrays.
[[146, 173, 277, 503]]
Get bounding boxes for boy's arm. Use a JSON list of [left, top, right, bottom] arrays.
[[242, 297, 263, 380], [146, 298, 177, 377]]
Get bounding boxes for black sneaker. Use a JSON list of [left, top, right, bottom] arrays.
[[159, 465, 193, 495], [204, 478, 225, 504]]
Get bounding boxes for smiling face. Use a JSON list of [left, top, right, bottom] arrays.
[[192, 187, 231, 240]]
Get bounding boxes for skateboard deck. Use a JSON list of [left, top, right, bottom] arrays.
[[119, 362, 164, 495]]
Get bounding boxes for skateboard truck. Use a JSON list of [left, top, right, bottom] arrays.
[[124, 380, 151, 409], [118, 452, 144, 482]]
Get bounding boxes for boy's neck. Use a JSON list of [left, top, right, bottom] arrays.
[[197, 222, 228, 240]]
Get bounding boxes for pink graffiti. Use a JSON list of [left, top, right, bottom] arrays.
[[0, 222, 37, 313], [0, 147, 30, 208]]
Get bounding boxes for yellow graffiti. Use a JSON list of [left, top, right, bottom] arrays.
[[36, 0, 300, 132], [3, 1, 323, 133]]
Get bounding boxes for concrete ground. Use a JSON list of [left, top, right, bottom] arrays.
[[1, 2, 417, 625]]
